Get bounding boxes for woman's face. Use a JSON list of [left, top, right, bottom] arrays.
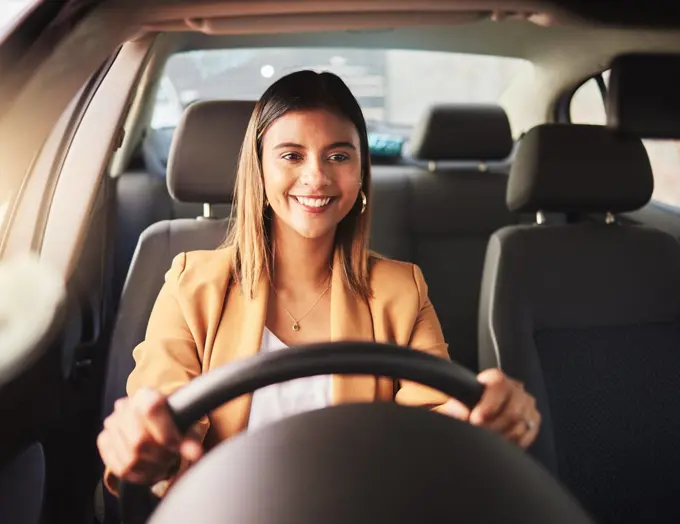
[[260, 108, 362, 240]]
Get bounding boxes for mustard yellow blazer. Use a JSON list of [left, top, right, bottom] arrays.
[[105, 247, 452, 493]]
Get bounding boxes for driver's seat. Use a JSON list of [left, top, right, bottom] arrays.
[[100, 100, 254, 522], [478, 123, 680, 523]]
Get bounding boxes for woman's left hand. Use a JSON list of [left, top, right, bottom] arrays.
[[441, 368, 541, 449]]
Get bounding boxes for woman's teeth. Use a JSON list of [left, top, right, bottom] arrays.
[[294, 196, 331, 208]]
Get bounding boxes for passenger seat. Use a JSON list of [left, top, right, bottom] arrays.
[[478, 123, 680, 523], [371, 105, 516, 371]]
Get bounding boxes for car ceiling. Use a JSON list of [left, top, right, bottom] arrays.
[[9, 1, 680, 69], [108, 0, 680, 88], [127, 0, 680, 31], [167, 20, 680, 64]]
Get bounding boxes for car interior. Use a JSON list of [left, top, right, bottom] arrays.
[[1, 1, 680, 523]]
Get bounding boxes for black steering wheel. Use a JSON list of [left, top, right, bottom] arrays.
[[118, 341, 594, 524], [118, 341, 483, 522]]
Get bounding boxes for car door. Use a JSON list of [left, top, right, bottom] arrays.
[[0, 2, 152, 522]]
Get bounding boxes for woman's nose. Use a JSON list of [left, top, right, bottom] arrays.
[[300, 158, 330, 187]]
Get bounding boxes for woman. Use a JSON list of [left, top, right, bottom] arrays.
[[98, 70, 540, 497]]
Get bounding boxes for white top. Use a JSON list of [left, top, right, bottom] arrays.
[[247, 327, 333, 432]]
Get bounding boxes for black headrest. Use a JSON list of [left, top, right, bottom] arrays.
[[167, 100, 255, 204], [507, 124, 653, 213], [408, 104, 513, 161], [607, 53, 680, 139]]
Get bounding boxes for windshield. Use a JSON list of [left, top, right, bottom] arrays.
[[151, 48, 528, 131]]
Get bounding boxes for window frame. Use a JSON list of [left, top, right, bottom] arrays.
[[562, 71, 680, 212], [555, 73, 607, 124]]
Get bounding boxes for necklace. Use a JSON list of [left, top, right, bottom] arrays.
[[272, 277, 331, 331]]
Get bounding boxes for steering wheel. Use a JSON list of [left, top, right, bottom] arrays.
[[118, 341, 593, 524], [118, 341, 481, 522]]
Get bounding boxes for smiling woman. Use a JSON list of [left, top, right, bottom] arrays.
[[98, 69, 541, 498]]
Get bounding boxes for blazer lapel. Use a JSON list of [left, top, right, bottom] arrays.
[[208, 273, 269, 442], [330, 249, 377, 404], [237, 276, 270, 361]]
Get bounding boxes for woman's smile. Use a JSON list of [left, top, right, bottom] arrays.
[[289, 195, 336, 214]]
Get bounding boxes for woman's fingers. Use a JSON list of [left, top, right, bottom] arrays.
[[469, 368, 512, 426], [120, 397, 178, 466], [179, 427, 204, 463], [470, 368, 541, 448], [504, 412, 533, 444], [518, 415, 541, 449], [131, 388, 181, 451], [100, 418, 160, 483], [97, 388, 196, 485], [97, 431, 127, 479], [102, 410, 136, 472], [439, 398, 471, 421], [485, 387, 528, 434], [511, 395, 541, 448], [505, 403, 540, 448]]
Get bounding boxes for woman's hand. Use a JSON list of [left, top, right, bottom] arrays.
[[441, 369, 541, 449], [97, 388, 203, 485]]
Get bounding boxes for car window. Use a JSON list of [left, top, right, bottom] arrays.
[[570, 77, 606, 126], [643, 140, 680, 207], [570, 71, 680, 209], [0, 0, 36, 36], [151, 48, 528, 132]]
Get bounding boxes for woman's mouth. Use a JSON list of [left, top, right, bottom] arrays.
[[290, 195, 334, 214]]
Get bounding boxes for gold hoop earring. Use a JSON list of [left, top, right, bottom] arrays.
[[264, 196, 270, 208], [360, 191, 367, 214]]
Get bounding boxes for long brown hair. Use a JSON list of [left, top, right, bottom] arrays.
[[223, 70, 372, 300]]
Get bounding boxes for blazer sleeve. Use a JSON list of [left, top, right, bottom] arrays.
[[103, 253, 210, 497], [394, 264, 452, 411]]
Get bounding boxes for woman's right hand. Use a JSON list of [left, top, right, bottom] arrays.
[[97, 387, 203, 485]]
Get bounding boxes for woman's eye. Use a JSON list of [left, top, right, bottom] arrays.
[[328, 153, 350, 163], [281, 152, 302, 161]]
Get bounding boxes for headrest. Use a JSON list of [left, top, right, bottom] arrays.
[[607, 53, 680, 139], [507, 124, 653, 213], [167, 100, 255, 204], [408, 104, 513, 161]]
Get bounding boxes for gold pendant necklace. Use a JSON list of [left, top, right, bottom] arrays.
[[273, 279, 331, 331]]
